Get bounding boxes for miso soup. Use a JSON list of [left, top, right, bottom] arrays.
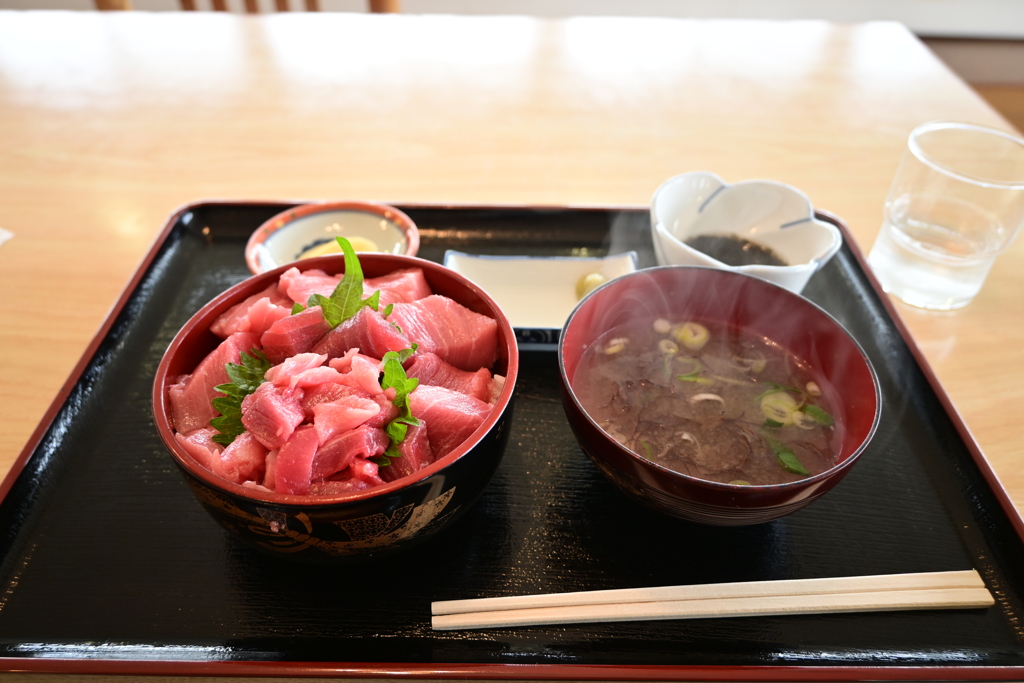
[[571, 319, 839, 485]]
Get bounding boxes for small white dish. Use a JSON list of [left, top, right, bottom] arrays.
[[650, 171, 842, 294], [246, 201, 419, 275], [443, 251, 638, 340]]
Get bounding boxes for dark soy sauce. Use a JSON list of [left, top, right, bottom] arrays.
[[685, 234, 788, 267]]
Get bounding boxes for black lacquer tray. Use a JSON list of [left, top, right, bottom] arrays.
[[2, 202, 1024, 680]]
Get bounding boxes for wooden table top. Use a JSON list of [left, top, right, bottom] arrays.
[[0, 11, 1022, 678]]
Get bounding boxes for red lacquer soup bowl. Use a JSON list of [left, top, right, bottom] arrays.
[[153, 253, 518, 563], [558, 266, 880, 526]]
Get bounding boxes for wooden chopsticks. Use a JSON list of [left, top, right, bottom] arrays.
[[431, 569, 993, 630]]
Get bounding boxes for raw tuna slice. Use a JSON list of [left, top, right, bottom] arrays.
[[387, 295, 498, 371], [348, 456, 385, 487], [274, 425, 320, 495], [308, 477, 374, 496], [311, 393, 381, 444], [241, 382, 306, 450], [242, 297, 293, 338], [261, 306, 332, 364], [405, 351, 492, 402], [380, 422, 433, 482], [265, 352, 328, 386], [300, 382, 364, 418], [174, 427, 224, 474], [487, 375, 506, 404], [175, 428, 266, 485], [210, 284, 292, 338], [312, 426, 389, 480], [278, 267, 340, 307], [333, 352, 384, 395], [218, 431, 269, 484], [364, 268, 432, 304], [263, 449, 278, 490], [313, 307, 410, 361], [168, 331, 261, 435], [408, 384, 492, 459], [365, 393, 400, 428]]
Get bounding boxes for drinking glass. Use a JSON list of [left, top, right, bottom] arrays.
[[867, 121, 1024, 310]]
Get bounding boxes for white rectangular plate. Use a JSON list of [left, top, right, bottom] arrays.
[[443, 251, 639, 342]]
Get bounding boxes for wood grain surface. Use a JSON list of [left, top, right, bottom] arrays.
[[0, 15, 1022, 678]]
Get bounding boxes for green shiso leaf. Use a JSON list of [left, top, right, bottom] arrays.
[[372, 345, 422, 467], [305, 237, 382, 329], [210, 349, 272, 446]]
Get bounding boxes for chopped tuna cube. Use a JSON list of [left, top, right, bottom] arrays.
[[312, 426, 389, 480], [273, 425, 320, 495], [210, 284, 292, 338], [263, 449, 278, 490], [365, 267, 432, 304], [278, 267, 340, 307], [311, 393, 381, 444], [348, 456, 385, 487], [333, 352, 384, 395], [408, 384, 492, 459], [405, 351, 493, 402], [241, 382, 306, 450], [175, 428, 267, 486], [380, 422, 433, 482], [261, 306, 332, 365], [219, 431, 269, 484], [300, 382, 363, 419], [388, 295, 498, 371], [308, 477, 374, 496], [174, 427, 224, 473], [168, 331, 261, 435], [313, 307, 409, 361], [265, 352, 329, 387], [365, 392, 401, 428]]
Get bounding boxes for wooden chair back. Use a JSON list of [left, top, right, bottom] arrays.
[[94, 0, 400, 12]]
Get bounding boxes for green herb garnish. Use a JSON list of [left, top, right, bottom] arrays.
[[762, 432, 810, 475], [210, 349, 273, 446], [763, 419, 785, 429], [774, 446, 810, 475], [374, 346, 421, 467], [801, 404, 833, 426], [304, 237, 382, 329], [676, 371, 713, 384], [639, 440, 654, 460]]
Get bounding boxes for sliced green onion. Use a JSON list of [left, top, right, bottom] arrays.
[[639, 440, 654, 460], [801, 404, 833, 426], [603, 337, 628, 354], [760, 391, 799, 425], [672, 322, 710, 350]]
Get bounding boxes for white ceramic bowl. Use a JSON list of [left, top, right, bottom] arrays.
[[650, 172, 842, 294], [246, 201, 419, 275]]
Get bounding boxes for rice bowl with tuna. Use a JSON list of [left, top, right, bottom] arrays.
[[153, 239, 518, 561]]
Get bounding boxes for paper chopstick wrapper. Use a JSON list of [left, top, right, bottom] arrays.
[[431, 569, 992, 630]]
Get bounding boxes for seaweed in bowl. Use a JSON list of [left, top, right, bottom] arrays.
[[153, 238, 518, 563]]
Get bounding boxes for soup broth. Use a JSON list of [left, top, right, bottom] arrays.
[[571, 319, 839, 485]]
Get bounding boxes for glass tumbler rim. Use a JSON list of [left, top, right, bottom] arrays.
[[908, 120, 1024, 190]]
